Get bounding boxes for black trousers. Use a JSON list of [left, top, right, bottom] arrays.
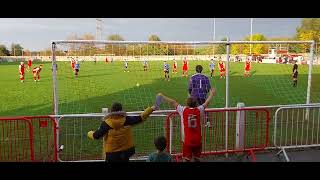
[[105, 147, 135, 162]]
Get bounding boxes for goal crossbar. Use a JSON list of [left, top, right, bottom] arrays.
[[51, 40, 314, 45]]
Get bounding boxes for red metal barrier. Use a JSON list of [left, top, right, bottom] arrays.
[[166, 108, 270, 161], [0, 116, 58, 162]]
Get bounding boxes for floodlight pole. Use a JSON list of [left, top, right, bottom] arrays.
[[213, 18, 216, 55], [213, 18, 216, 41], [249, 18, 253, 55]]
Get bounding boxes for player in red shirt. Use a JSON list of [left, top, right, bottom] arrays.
[[105, 57, 108, 64], [244, 59, 251, 78], [71, 58, 75, 71], [173, 59, 178, 73], [27, 58, 32, 71], [18, 61, 25, 82], [218, 59, 226, 79], [182, 57, 188, 77], [157, 88, 216, 162], [32, 65, 43, 82]]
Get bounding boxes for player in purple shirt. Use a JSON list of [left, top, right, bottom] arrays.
[[188, 65, 212, 127], [188, 65, 211, 104]]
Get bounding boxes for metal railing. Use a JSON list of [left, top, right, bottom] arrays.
[[2, 103, 320, 162], [165, 107, 270, 162], [274, 104, 320, 148], [0, 116, 58, 162]]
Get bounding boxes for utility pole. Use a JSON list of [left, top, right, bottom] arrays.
[[249, 18, 253, 55], [96, 18, 102, 40], [213, 18, 216, 56]]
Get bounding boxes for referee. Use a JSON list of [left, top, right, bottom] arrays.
[[292, 61, 298, 87]]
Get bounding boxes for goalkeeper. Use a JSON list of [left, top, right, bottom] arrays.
[[87, 102, 157, 162], [188, 65, 212, 127]]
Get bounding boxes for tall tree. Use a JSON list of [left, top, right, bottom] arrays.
[[148, 34, 161, 41], [107, 34, 125, 41], [147, 35, 163, 55], [215, 37, 227, 54], [81, 33, 95, 40], [297, 18, 320, 32], [0, 45, 10, 56], [231, 34, 268, 55], [106, 34, 125, 55], [295, 18, 320, 53], [79, 33, 95, 56], [11, 43, 23, 56], [65, 33, 80, 55]]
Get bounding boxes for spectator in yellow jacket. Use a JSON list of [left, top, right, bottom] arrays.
[[87, 102, 156, 162]]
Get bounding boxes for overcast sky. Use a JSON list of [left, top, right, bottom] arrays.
[[0, 18, 301, 51]]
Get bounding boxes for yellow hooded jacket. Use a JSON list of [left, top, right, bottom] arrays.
[[88, 107, 154, 153]]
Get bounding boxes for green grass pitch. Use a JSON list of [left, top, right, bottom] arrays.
[[0, 60, 319, 116]]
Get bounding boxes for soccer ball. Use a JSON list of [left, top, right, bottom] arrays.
[[136, 83, 140, 87]]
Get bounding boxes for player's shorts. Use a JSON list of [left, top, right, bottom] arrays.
[[183, 66, 188, 71], [125, 66, 128, 69], [293, 72, 298, 78], [164, 70, 169, 74], [210, 69, 214, 72], [75, 69, 79, 72], [245, 67, 251, 71], [182, 143, 202, 160]]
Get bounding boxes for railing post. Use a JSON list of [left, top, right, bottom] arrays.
[[169, 117, 173, 154], [236, 103, 245, 149]]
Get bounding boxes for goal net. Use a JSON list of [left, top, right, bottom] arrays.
[[50, 40, 318, 161], [51, 40, 318, 116]]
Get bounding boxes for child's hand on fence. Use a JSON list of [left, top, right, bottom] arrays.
[[210, 88, 216, 97], [87, 131, 94, 140]]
